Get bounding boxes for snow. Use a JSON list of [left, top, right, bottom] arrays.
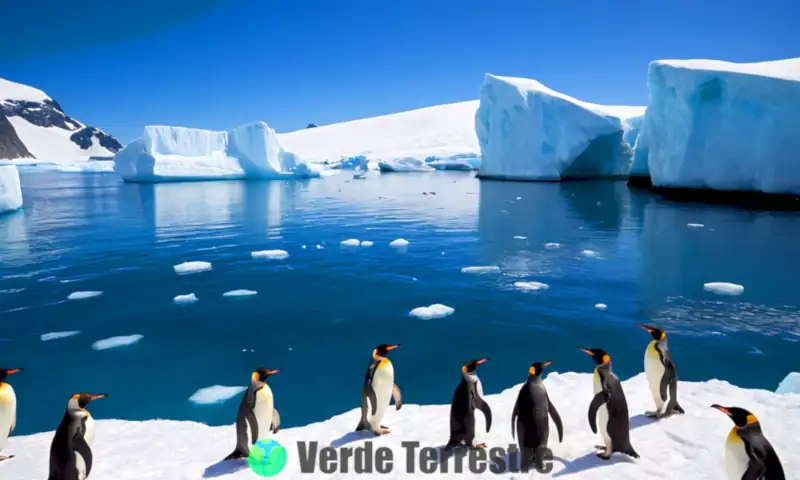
[[6, 373, 797, 479], [776, 372, 800, 394], [188, 385, 246, 405], [594, 303, 608, 311], [476, 74, 645, 181], [378, 157, 435, 173], [40, 331, 79, 341], [514, 281, 550, 291], [222, 289, 257, 297], [91, 334, 144, 351], [703, 282, 745, 296], [461, 266, 500, 274], [360, 241, 374, 247], [173, 293, 199, 304], [409, 303, 455, 320], [113, 122, 318, 182], [278, 101, 480, 165], [173, 261, 212, 274], [634, 58, 800, 194], [0, 165, 23, 214], [7, 117, 115, 161], [66, 291, 103, 300], [390, 238, 409, 248], [251, 249, 289, 260], [341, 238, 361, 247], [0, 77, 51, 103]]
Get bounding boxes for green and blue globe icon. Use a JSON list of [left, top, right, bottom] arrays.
[[248, 439, 287, 477]]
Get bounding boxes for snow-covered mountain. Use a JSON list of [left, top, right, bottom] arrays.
[[0, 77, 122, 161]]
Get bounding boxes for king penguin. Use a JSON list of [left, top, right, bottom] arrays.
[[0, 368, 22, 462], [511, 361, 563, 471], [356, 343, 402, 436], [711, 405, 785, 480], [225, 368, 281, 461], [636, 324, 685, 418], [446, 358, 492, 449], [579, 347, 639, 460], [48, 392, 107, 480]]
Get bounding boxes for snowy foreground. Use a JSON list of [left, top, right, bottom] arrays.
[[5, 373, 799, 479], [0, 164, 23, 214]]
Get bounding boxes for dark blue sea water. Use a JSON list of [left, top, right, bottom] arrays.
[[2, 170, 799, 435]]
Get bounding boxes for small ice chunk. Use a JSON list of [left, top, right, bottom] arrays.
[[687, 223, 705, 228], [174, 293, 198, 304], [360, 241, 374, 247], [461, 266, 500, 274], [776, 372, 800, 394], [67, 291, 103, 300], [545, 242, 561, 249], [174, 261, 212, 274], [251, 250, 289, 260], [704, 282, 744, 296], [390, 238, 409, 248], [516, 197, 522, 200], [41, 331, 80, 342], [514, 281, 550, 291], [92, 334, 144, 350], [223, 289, 257, 297], [594, 303, 608, 311], [316, 244, 324, 250], [341, 239, 360, 247], [581, 250, 599, 257], [409, 304, 455, 320], [189, 385, 246, 405], [301, 245, 307, 249], [514, 236, 527, 240]]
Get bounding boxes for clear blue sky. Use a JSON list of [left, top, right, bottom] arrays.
[[1, 0, 797, 143]]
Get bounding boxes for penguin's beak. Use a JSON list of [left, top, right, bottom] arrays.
[[90, 394, 108, 402], [266, 369, 280, 376], [711, 404, 731, 416], [635, 324, 653, 332], [386, 344, 401, 351], [578, 347, 593, 356], [5, 368, 22, 375], [542, 360, 553, 367], [475, 357, 489, 365]]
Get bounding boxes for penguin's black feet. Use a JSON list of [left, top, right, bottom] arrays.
[[645, 410, 663, 419], [0, 455, 14, 462], [596, 453, 612, 461]]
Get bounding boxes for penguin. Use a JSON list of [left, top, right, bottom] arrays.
[[48, 392, 107, 480], [446, 358, 492, 449], [578, 347, 639, 460], [356, 343, 402, 435], [711, 405, 785, 480], [636, 324, 685, 418], [511, 361, 563, 471], [0, 368, 22, 462], [225, 368, 281, 461]]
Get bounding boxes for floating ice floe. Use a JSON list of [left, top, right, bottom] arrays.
[[40, 331, 80, 342], [67, 291, 103, 300], [173, 293, 198, 305], [595, 303, 608, 311], [581, 250, 599, 258], [173, 261, 212, 275], [514, 281, 550, 291], [687, 223, 705, 228], [188, 385, 246, 405], [545, 242, 561, 249], [223, 289, 257, 297], [703, 282, 744, 296], [251, 250, 289, 260], [409, 304, 455, 320], [92, 334, 144, 351], [360, 240, 374, 247], [340, 239, 360, 247], [776, 372, 800, 394], [390, 238, 409, 248], [461, 266, 500, 274], [513, 236, 527, 240], [316, 244, 324, 250]]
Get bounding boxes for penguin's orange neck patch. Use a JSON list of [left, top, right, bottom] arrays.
[[378, 357, 390, 368], [251, 372, 260, 383], [602, 354, 610, 364], [528, 366, 537, 376], [745, 414, 758, 425], [727, 428, 743, 443]]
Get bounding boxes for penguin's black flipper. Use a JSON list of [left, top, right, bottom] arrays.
[[659, 364, 674, 402], [271, 408, 281, 434], [587, 391, 607, 434], [73, 434, 93, 477], [547, 395, 564, 443], [363, 384, 378, 416], [511, 398, 519, 440], [392, 384, 403, 410], [246, 410, 259, 445], [472, 391, 492, 433], [739, 426, 785, 480]]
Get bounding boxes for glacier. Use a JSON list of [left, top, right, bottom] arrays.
[[634, 58, 800, 193], [475, 74, 644, 181], [113, 122, 319, 182], [0, 164, 23, 214]]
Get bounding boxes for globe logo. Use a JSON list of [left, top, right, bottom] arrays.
[[248, 439, 287, 477]]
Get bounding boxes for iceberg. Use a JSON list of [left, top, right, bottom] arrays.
[[113, 122, 319, 182], [476, 74, 645, 181], [634, 58, 800, 194], [776, 372, 800, 394], [0, 164, 23, 214]]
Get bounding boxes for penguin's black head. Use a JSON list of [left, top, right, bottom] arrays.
[[636, 324, 666, 341], [578, 347, 611, 365], [374, 344, 401, 357], [528, 361, 552, 377], [252, 368, 280, 383], [711, 405, 759, 427], [72, 392, 107, 409], [0, 368, 22, 382], [462, 357, 489, 374]]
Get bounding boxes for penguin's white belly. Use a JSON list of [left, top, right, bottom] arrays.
[[0, 383, 17, 450], [645, 345, 666, 409], [253, 386, 275, 442], [369, 363, 394, 428], [724, 436, 750, 480], [593, 373, 610, 442], [84, 415, 96, 446]]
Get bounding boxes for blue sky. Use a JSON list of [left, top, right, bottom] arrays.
[[1, 0, 797, 143]]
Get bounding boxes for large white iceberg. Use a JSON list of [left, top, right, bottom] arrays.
[[476, 74, 644, 181], [0, 164, 23, 214], [777, 372, 800, 394], [634, 58, 800, 193], [113, 122, 319, 182]]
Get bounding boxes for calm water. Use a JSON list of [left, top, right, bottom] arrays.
[[1, 170, 799, 435]]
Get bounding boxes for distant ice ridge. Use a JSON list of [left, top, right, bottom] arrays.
[[113, 122, 320, 182], [188, 385, 246, 405], [92, 334, 143, 350], [776, 372, 800, 394], [634, 58, 800, 193], [0, 165, 23, 214], [475, 74, 644, 181]]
